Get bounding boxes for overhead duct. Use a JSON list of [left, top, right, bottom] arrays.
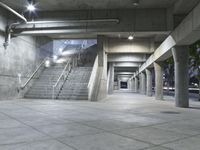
[[0, 2, 120, 49], [11, 19, 120, 31]]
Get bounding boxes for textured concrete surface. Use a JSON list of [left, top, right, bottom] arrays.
[[0, 93, 200, 149], [154, 62, 164, 100], [172, 46, 189, 108], [138, 1, 200, 74], [0, 9, 53, 100]]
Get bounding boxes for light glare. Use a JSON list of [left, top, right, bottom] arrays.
[[27, 4, 35, 11], [128, 35, 134, 40]]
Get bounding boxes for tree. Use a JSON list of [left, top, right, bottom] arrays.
[[164, 57, 174, 95], [189, 40, 200, 101]]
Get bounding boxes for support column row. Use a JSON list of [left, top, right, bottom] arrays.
[[134, 46, 189, 108]]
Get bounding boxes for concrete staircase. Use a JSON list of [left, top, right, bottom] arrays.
[[57, 67, 92, 100], [24, 64, 65, 99], [24, 44, 96, 100]]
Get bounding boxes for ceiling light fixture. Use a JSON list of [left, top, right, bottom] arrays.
[[132, 0, 140, 6], [27, 3, 35, 11], [128, 35, 134, 40]]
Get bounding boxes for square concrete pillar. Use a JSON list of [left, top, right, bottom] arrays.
[[172, 46, 189, 108], [154, 62, 164, 100], [134, 77, 139, 93], [145, 68, 152, 96], [141, 72, 146, 94], [96, 35, 108, 100], [139, 73, 142, 93], [132, 78, 135, 91], [108, 63, 114, 94]]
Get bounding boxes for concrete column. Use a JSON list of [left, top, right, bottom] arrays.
[[141, 72, 146, 94], [145, 68, 152, 96], [132, 78, 135, 91], [96, 35, 108, 100], [134, 77, 139, 93], [108, 63, 114, 94], [139, 73, 142, 93], [128, 79, 132, 90], [172, 46, 189, 108], [154, 62, 163, 100], [117, 78, 121, 90], [127, 80, 130, 90]]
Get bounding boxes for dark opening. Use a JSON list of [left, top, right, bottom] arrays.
[[120, 82, 128, 89]]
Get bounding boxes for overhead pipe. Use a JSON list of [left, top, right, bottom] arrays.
[[0, 2, 27, 49], [10, 19, 120, 29], [5, 18, 119, 48], [0, 1, 119, 49]]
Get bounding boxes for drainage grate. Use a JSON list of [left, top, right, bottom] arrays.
[[160, 111, 181, 114]]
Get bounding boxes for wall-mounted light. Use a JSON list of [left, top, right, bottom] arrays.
[[45, 60, 50, 67], [53, 55, 58, 60], [128, 35, 134, 40], [59, 48, 63, 53]]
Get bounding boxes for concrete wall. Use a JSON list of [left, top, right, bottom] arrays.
[[108, 54, 148, 62], [0, 9, 53, 100], [107, 38, 155, 53]]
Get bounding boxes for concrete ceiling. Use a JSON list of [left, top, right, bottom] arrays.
[[115, 67, 137, 72], [1, 0, 177, 11], [0, 0, 199, 14], [49, 32, 169, 42], [1, 0, 199, 41], [1, 0, 199, 15]]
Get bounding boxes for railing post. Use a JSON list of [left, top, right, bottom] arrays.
[[52, 59, 72, 100]]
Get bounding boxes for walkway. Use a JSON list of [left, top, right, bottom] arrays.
[[0, 93, 200, 150]]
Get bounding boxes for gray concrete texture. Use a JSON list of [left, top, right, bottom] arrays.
[[14, 9, 172, 36], [107, 38, 155, 53], [0, 9, 53, 100], [138, 1, 200, 74], [172, 46, 189, 108], [154, 62, 164, 100], [146, 68, 153, 96], [0, 93, 200, 149]]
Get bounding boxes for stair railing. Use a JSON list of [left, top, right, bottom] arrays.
[[52, 58, 73, 99], [20, 57, 50, 91]]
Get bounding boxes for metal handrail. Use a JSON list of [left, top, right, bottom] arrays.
[[52, 59, 72, 99], [20, 57, 48, 90]]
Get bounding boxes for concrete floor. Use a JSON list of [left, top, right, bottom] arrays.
[[0, 93, 200, 150]]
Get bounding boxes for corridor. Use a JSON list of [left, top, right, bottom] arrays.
[[0, 94, 200, 150]]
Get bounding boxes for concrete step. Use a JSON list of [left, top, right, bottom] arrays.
[[25, 64, 92, 100], [57, 96, 88, 100]]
